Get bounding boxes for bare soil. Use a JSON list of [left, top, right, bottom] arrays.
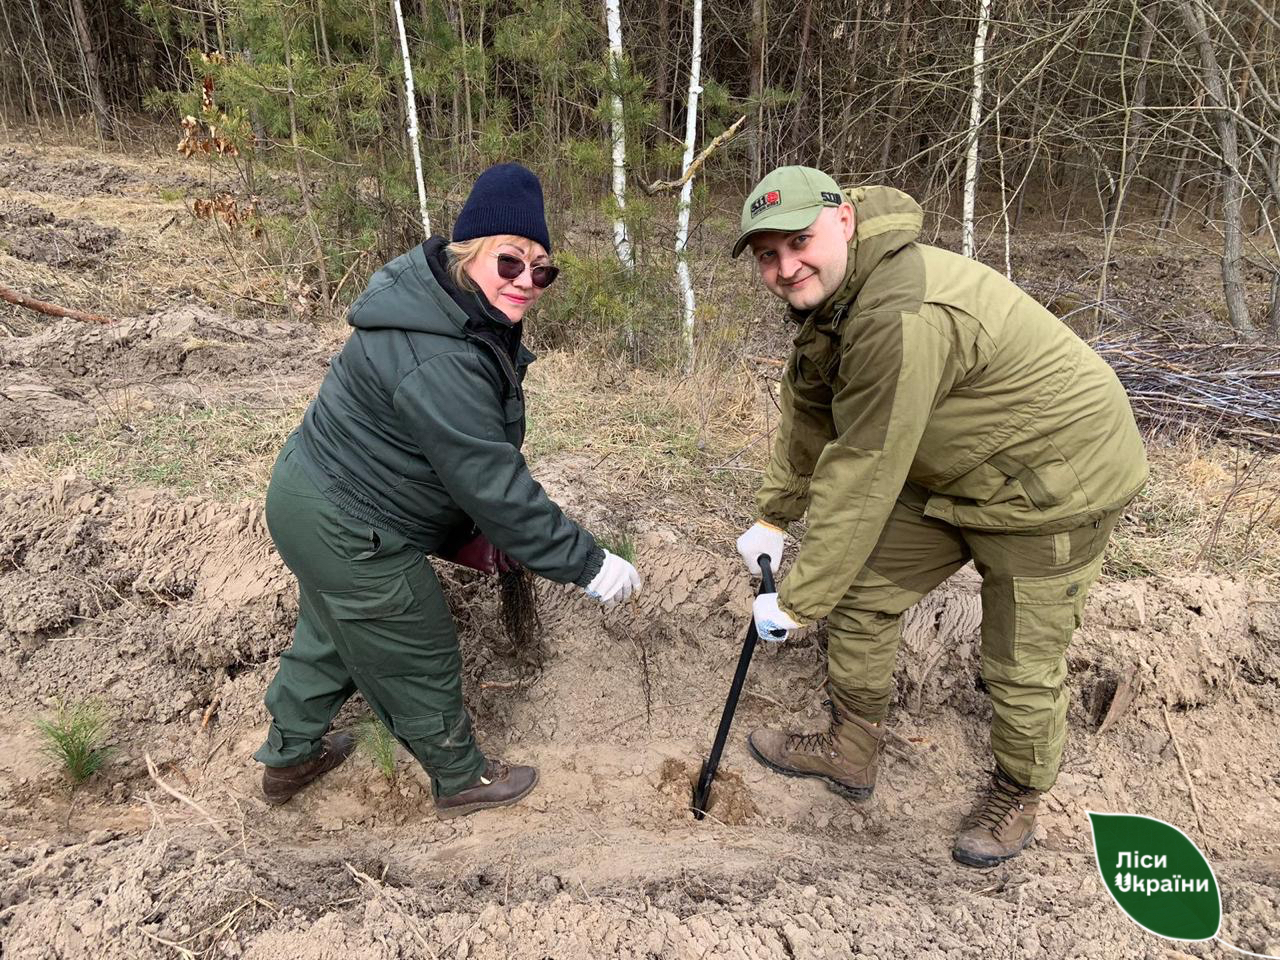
[[1, 132, 1277, 960]]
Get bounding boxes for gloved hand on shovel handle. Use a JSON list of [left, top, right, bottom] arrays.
[[753, 592, 803, 643], [736, 521, 785, 576]]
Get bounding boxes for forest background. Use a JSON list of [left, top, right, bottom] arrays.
[[3, 0, 1279, 365]]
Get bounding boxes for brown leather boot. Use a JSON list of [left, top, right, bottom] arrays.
[[747, 700, 884, 801], [261, 732, 355, 805], [952, 767, 1043, 868], [434, 758, 538, 819]]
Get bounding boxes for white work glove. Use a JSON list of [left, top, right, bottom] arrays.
[[584, 550, 642, 604], [736, 521, 785, 576], [753, 592, 802, 643]]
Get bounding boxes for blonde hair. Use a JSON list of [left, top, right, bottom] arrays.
[[446, 234, 544, 292], [445, 236, 493, 292]]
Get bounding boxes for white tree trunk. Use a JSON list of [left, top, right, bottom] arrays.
[[605, 0, 634, 269], [676, 0, 704, 370], [393, 0, 432, 237], [962, 0, 992, 259]]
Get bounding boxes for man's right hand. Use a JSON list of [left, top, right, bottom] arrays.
[[736, 521, 785, 576], [584, 550, 642, 604]]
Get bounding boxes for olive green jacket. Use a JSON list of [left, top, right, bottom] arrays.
[[761, 186, 1147, 623]]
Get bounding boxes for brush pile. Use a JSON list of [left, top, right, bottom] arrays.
[[1092, 338, 1280, 451]]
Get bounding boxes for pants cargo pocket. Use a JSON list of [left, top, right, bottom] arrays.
[[1011, 551, 1104, 666], [390, 711, 446, 743], [388, 705, 483, 794], [320, 574, 418, 622]]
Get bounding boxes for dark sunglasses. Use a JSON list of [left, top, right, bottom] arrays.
[[493, 252, 559, 289]]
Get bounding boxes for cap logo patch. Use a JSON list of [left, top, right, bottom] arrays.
[[820, 191, 842, 205], [750, 190, 782, 218]]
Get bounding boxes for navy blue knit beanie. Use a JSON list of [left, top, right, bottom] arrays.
[[452, 163, 552, 253]]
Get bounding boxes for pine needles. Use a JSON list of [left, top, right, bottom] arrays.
[[356, 715, 398, 782], [34, 700, 113, 784]]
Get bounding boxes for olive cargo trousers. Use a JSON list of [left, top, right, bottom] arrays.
[[825, 484, 1122, 791], [253, 437, 486, 796]]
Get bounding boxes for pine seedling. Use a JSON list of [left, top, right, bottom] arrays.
[[597, 530, 637, 564], [357, 715, 398, 782], [34, 700, 113, 784]]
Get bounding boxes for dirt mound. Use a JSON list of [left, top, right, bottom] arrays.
[[0, 374, 96, 450], [0, 304, 330, 383], [1, 480, 1277, 959], [3, 214, 121, 269], [0, 147, 134, 195]]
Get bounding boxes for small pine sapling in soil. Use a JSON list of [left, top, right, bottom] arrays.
[[34, 700, 113, 784]]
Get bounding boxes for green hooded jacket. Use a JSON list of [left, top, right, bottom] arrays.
[[293, 236, 603, 588], [760, 186, 1148, 623]]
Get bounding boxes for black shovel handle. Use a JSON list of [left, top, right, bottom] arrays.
[[692, 553, 775, 820]]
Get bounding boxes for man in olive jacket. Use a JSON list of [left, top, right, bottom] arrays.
[[732, 167, 1147, 867]]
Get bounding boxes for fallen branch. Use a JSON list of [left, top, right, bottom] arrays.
[[641, 115, 747, 195], [0, 283, 113, 325], [1161, 705, 1208, 838], [144, 752, 230, 840]]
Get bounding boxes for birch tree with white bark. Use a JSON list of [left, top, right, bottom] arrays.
[[961, 0, 992, 259], [392, 0, 431, 237], [676, 0, 704, 369], [605, 0, 634, 270]]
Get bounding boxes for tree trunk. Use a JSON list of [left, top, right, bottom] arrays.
[[1178, 0, 1255, 337], [604, 0, 634, 269], [1104, 3, 1156, 231], [283, 17, 332, 307], [69, 0, 114, 140], [878, 0, 913, 174], [787, 0, 814, 160], [654, 0, 671, 135], [676, 0, 704, 370], [393, 0, 431, 238], [747, 0, 765, 184], [962, 0, 992, 259]]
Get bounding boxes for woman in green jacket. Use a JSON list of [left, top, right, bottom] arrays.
[[254, 164, 641, 818]]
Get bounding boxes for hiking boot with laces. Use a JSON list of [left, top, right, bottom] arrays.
[[952, 766, 1043, 868], [747, 700, 884, 801], [434, 758, 539, 819], [261, 732, 355, 805]]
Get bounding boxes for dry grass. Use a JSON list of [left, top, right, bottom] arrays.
[[1108, 437, 1280, 582], [522, 350, 770, 546], [1, 400, 305, 501]]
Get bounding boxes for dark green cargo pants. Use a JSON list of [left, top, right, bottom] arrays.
[[825, 483, 1122, 791], [253, 436, 486, 796]]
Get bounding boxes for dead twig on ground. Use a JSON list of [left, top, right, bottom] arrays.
[[1161, 705, 1208, 838], [1093, 338, 1280, 452], [143, 752, 230, 840], [345, 862, 437, 958]]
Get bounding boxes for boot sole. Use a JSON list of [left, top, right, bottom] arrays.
[[747, 739, 873, 803], [951, 833, 1034, 869], [435, 769, 540, 820]]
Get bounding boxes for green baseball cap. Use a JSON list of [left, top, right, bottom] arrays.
[[732, 166, 846, 258]]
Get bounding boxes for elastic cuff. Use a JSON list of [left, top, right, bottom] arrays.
[[574, 546, 606, 588]]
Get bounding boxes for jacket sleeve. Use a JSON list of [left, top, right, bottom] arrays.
[[756, 335, 838, 528], [778, 310, 955, 623], [393, 351, 603, 587]]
